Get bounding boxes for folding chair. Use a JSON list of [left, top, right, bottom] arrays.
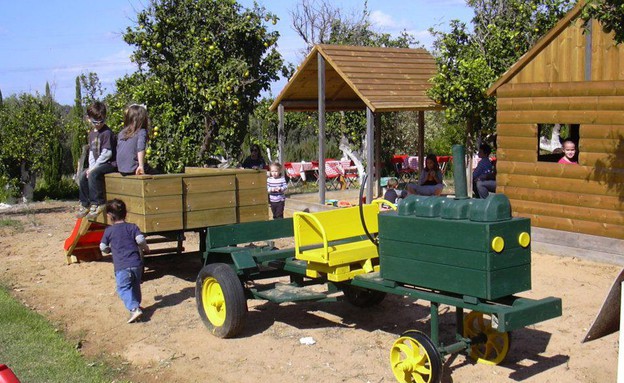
[[284, 162, 303, 189], [407, 156, 420, 182], [324, 161, 343, 190], [341, 160, 358, 189], [392, 155, 413, 184]]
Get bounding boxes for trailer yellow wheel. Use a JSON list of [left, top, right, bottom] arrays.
[[195, 263, 247, 338], [463, 311, 510, 365], [201, 276, 226, 326], [390, 330, 441, 383]]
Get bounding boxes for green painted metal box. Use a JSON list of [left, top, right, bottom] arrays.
[[378, 194, 532, 300]]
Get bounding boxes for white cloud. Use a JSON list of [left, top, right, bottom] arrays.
[[370, 10, 397, 29]]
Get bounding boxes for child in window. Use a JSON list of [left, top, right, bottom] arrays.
[[267, 162, 287, 219], [558, 140, 578, 164], [100, 199, 149, 323]]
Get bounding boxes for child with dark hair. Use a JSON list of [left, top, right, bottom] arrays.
[[414, 154, 444, 196], [473, 143, 496, 198], [100, 199, 149, 323], [76, 101, 117, 219], [241, 144, 266, 170]]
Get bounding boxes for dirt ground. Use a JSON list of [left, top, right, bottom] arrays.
[[0, 200, 621, 383]]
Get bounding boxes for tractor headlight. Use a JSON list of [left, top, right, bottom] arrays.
[[491, 236, 505, 253], [518, 232, 531, 248]]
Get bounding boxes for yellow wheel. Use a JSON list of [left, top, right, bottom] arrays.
[[195, 263, 247, 338], [463, 311, 510, 365], [390, 330, 441, 383], [201, 276, 226, 327]]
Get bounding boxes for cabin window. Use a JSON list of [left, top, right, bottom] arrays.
[[537, 123, 580, 162]]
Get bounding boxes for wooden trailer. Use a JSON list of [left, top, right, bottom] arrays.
[[95, 168, 269, 232], [64, 168, 269, 263], [487, 2, 624, 240]]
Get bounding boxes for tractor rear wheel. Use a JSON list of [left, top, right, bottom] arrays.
[[463, 311, 510, 365], [342, 285, 386, 307], [195, 263, 247, 338]]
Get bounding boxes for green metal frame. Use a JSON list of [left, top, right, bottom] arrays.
[[352, 271, 562, 354], [200, 218, 562, 357]]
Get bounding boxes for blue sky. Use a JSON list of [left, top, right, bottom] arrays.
[[0, 0, 473, 105]]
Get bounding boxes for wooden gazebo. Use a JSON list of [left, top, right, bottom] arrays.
[[487, 2, 624, 241], [269, 44, 441, 203]]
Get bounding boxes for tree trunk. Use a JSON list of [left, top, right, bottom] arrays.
[[199, 115, 216, 161], [20, 160, 36, 203]]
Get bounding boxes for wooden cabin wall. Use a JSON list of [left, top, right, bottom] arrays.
[[496, 82, 624, 240], [510, 19, 624, 85]]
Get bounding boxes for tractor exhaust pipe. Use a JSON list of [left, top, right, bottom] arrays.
[[452, 145, 468, 199]]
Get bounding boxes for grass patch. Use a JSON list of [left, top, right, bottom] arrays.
[[0, 285, 128, 383], [0, 219, 23, 232]]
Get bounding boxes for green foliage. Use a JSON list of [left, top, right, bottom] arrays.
[[428, 0, 574, 146], [33, 176, 79, 201], [0, 285, 125, 383], [582, 0, 624, 44], [114, 0, 283, 172], [79, 72, 104, 107], [0, 94, 64, 194], [68, 76, 89, 172]]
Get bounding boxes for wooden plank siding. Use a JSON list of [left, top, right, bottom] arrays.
[[487, 5, 624, 239], [494, 45, 624, 239]]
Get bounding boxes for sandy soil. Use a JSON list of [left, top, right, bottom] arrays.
[[0, 200, 621, 383]]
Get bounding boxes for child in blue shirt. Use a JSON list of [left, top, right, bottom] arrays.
[[100, 199, 149, 323]]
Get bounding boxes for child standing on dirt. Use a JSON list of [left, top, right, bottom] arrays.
[[117, 104, 150, 176], [99, 199, 149, 323], [76, 101, 117, 219], [267, 162, 287, 219]]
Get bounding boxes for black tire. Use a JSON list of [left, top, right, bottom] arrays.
[[342, 285, 386, 307], [195, 263, 247, 338], [391, 330, 442, 383]]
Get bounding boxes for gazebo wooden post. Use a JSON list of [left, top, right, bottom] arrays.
[[318, 53, 326, 204], [366, 107, 374, 204], [418, 110, 425, 173], [278, 104, 284, 166], [375, 113, 382, 197]]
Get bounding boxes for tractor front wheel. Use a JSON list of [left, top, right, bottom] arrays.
[[195, 263, 247, 338], [390, 330, 442, 383]]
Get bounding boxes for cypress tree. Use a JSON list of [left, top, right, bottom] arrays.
[[74, 76, 82, 113], [45, 81, 51, 98], [0, 88, 3, 107]]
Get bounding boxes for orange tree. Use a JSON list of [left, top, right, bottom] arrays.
[[116, 0, 283, 172], [0, 94, 63, 200], [428, 0, 574, 148]]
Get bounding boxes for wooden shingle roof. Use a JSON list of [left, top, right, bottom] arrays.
[[269, 44, 441, 113]]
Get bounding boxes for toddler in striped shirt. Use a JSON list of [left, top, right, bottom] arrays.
[[267, 162, 288, 219]]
